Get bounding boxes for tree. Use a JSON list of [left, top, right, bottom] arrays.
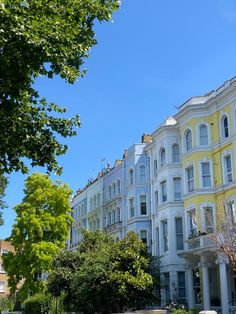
[[0, 175, 8, 225], [0, 0, 120, 174], [3, 172, 73, 300], [47, 231, 160, 313], [208, 203, 236, 271]]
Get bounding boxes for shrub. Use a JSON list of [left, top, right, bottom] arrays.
[[24, 293, 52, 314], [172, 309, 191, 314], [0, 295, 16, 312]]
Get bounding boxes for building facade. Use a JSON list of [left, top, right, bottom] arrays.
[[69, 77, 236, 314]]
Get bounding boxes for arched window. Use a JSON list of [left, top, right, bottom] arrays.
[[112, 182, 116, 197], [199, 125, 208, 145], [117, 180, 121, 194], [139, 165, 146, 183], [172, 144, 180, 162], [108, 186, 112, 199], [116, 207, 121, 222], [221, 115, 229, 139], [129, 169, 134, 185], [185, 129, 192, 151], [160, 148, 166, 166], [154, 159, 157, 177]]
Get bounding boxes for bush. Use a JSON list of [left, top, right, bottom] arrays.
[[24, 293, 52, 314], [172, 309, 191, 314], [0, 295, 16, 312]]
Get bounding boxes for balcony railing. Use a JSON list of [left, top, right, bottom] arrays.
[[186, 234, 215, 251]]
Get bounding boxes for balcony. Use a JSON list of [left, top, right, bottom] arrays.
[[104, 221, 122, 233], [186, 233, 215, 252]]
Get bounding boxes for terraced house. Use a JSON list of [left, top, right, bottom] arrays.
[[69, 77, 236, 314]]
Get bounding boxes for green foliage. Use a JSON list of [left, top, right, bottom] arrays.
[[48, 230, 161, 313], [3, 173, 73, 300], [172, 309, 191, 314], [0, 0, 120, 174], [0, 295, 16, 311], [24, 293, 52, 314], [0, 175, 8, 226]]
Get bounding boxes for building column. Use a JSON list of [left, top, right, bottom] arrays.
[[217, 256, 229, 314], [200, 256, 211, 310], [186, 265, 194, 309]]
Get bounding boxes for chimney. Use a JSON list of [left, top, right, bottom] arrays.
[[123, 149, 128, 159], [141, 133, 152, 143]]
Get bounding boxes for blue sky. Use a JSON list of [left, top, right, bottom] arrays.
[[1, 0, 236, 238]]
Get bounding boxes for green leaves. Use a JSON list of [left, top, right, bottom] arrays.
[[3, 173, 73, 300], [0, 0, 120, 174], [48, 231, 161, 313]]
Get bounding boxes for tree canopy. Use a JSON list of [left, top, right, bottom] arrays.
[[48, 231, 160, 313], [0, 0, 120, 174], [0, 175, 8, 225], [3, 173, 73, 300]]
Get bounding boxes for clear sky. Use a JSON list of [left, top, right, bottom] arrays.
[[1, 0, 236, 239]]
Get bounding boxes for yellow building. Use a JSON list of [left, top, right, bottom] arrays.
[[175, 77, 236, 314]]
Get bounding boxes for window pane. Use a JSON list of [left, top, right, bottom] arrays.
[[161, 181, 167, 202], [200, 125, 208, 145], [186, 130, 192, 151], [172, 144, 180, 162], [175, 218, 184, 250], [202, 162, 211, 187], [140, 195, 147, 215], [174, 178, 181, 200]]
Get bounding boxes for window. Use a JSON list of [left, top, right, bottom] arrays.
[[222, 115, 229, 139], [97, 218, 100, 229], [140, 230, 147, 245], [201, 162, 211, 187], [199, 125, 208, 145], [154, 159, 158, 177], [186, 166, 194, 192], [228, 201, 236, 223], [185, 129, 192, 151], [204, 206, 214, 233], [0, 281, 6, 292], [160, 148, 166, 166], [108, 212, 112, 226], [139, 165, 146, 183], [155, 190, 159, 209], [193, 269, 201, 304], [97, 194, 100, 207], [117, 180, 121, 194], [112, 183, 116, 197], [116, 207, 121, 222], [112, 210, 116, 224], [172, 144, 180, 162], [175, 217, 184, 250], [224, 155, 233, 183], [94, 195, 96, 208], [90, 198, 93, 210], [161, 181, 167, 202], [0, 264, 5, 273], [173, 177, 182, 200], [156, 227, 160, 256], [129, 169, 134, 185], [108, 186, 112, 199], [129, 198, 134, 217], [177, 272, 186, 301], [188, 209, 197, 236], [163, 273, 170, 302], [162, 220, 168, 252], [140, 195, 147, 215]]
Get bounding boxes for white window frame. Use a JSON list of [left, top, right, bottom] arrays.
[[220, 113, 230, 140], [162, 219, 168, 252], [175, 217, 184, 250], [140, 194, 147, 215], [160, 147, 166, 166], [222, 151, 233, 184], [172, 143, 180, 162], [198, 123, 209, 146], [199, 160, 213, 188], [186, 165, 194, 193], [201, 204, 215, 233], [185, 129, 192, 152], [186, 208, 197, 237], [173, 177, 182, 200], [161, 180, 167, 203]]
